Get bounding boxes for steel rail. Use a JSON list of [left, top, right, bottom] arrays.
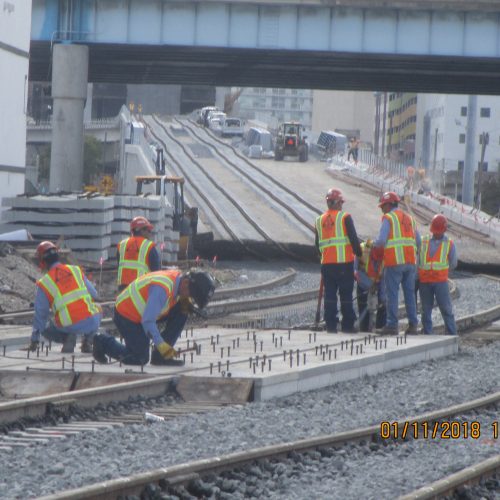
[[147, 116, 304, 261], [176, 117, 319, 233], [182, 117, 322, 217], [35, 390, 500, 500]]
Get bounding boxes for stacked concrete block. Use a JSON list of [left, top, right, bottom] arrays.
[[1, 195, 113, 262], [110, 195, 180, 265]]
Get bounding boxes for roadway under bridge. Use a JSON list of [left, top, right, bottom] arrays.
[[29, 0, 500, 94]]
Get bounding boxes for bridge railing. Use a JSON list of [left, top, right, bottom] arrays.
[[27, 117, 119, 130]]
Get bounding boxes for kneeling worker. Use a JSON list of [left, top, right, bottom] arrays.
[[93, 269, 215, 366], [29, 241, 102, 354]]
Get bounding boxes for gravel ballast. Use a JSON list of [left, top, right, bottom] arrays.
[[0, 261, 499, 499]]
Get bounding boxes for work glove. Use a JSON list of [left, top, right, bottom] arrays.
[[157, 342, 177, 360], [27, 340, 40, 352]]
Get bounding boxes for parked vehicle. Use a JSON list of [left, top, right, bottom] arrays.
[[207, 111, 227, 132], [220, 117, 245, 137], [198, 106, 219, 127]]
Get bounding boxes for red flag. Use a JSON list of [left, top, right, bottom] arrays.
[[195, 256, 200, 266], [99, 256, 104, 266], [212, 255, 217, 267], [160, 242, 165, 251]]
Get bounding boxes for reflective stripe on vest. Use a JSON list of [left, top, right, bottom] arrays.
[[418, 236, 451, 283], [315, 210, 354, 264], [38, 264, 100, 327], [383, 210, 417, 266], [115, 270, 179, 323], [117, 237, 154, 285]]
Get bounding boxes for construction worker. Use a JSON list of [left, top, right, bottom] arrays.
[[92, 269, 215, 366], [347, 137, 360, 164], [117, 216, 160, 292], [373, 191, 420, 335], [418, 214, 457, 335], [354, 239, 386, 332], [28, 241, 102, 354], [315, 188, 362, 333]]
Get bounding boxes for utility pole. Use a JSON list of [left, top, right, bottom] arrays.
[[462, 95, 477, 205], [477, 132, 489, 211], [432, 128, 438, 175]]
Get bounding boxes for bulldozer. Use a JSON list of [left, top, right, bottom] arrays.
[[274, 122, 308, 162]]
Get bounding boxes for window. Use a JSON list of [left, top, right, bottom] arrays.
[[460, 106, 467, 117], [480, 107, 490, 118], [459, 133, 466, 144], [458, 161, 464, 171]]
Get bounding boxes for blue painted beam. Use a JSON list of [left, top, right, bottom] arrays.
[[31, 1, 500, 59]]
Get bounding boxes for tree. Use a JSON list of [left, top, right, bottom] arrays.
[[37, 136, 103, 187]]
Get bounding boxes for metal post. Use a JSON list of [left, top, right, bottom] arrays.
[[477, 132, 488, 211], [462, 95, 477, 206]]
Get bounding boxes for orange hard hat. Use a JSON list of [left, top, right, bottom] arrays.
[[378, 191, 400, 207], [36, 241, 58, 269], [326, 188, 345, 203], [130, 216, 153, 232], [430, 214, 447, 235]]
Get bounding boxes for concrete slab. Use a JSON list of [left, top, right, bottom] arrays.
[[0, 327, 458, 402]]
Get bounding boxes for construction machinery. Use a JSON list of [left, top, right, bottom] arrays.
[[135, 175, 198, 259], [274, 122, 308, 162]]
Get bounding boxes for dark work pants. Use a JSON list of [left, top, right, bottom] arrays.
[[356, 284, 387, 331], [321, 262, 356, 331], [102, 303, 188, 365]]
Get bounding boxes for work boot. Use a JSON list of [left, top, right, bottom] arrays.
[[61, 333, 76, 353], [405, 324, 419, 335], [376, 325, 399, 336], [92, 334, 108, 364], [80, 335, 93, 353], [150, 349, 185, 366], [342, 326, 359, 334]]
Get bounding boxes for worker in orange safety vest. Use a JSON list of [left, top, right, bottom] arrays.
[[315, 188, 362, 333], [117, 216, 161, 292], [372, 191, 420, 335], [418, 214, 457, 335], [28, 241, 102, 354]]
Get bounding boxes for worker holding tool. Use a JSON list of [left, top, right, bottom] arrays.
[[315, 188, 362, 333], [28, 241, 102, 354], [354, 239, 386, 332], [92, 269, 215, 366], [372, 191, 420, 335], [418, 214, 457, 335], [116, 216, 161, 292]]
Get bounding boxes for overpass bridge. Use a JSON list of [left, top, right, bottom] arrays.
[[30, 0, 500, 94]]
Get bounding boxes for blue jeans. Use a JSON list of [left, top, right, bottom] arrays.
[[102, 303, 188, 365], [419, 281, 457, 335], [41, 317, 100, 346], [384, 264, 418, 328], [321, 262, 356, 331]]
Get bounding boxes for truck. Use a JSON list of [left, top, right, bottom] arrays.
[[274, 122, 308, 162]]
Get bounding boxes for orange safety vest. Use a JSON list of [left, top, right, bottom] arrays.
[[115, 270, 181, 324], [418, 235, 452, 283], [37, 263, 101, 327], [117, 236, 155, 286], [315, 210, 354, 264], [360, 242, 383, 280], [382, 209, 417, 267]]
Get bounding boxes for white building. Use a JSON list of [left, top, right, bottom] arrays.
[[416, 94, 500, 187], [0, 0, 31, 207], [234, 87, 313, 130]]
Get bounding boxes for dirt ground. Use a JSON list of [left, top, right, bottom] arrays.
[[0, 243, 241, 316]]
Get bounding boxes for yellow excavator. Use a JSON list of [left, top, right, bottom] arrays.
[[135, 175, 198, 259]]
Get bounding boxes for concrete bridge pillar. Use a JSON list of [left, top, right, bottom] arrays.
[[49, 44, 88, 192]]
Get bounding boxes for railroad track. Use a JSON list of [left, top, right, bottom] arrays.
[[31, 391, 500, 500], [145, 114, 316, 261]]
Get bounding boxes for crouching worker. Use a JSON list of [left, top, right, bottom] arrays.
[[92, 270, 215, 366], [355, 240, 386, 332], [28, 241, 102, 354]]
